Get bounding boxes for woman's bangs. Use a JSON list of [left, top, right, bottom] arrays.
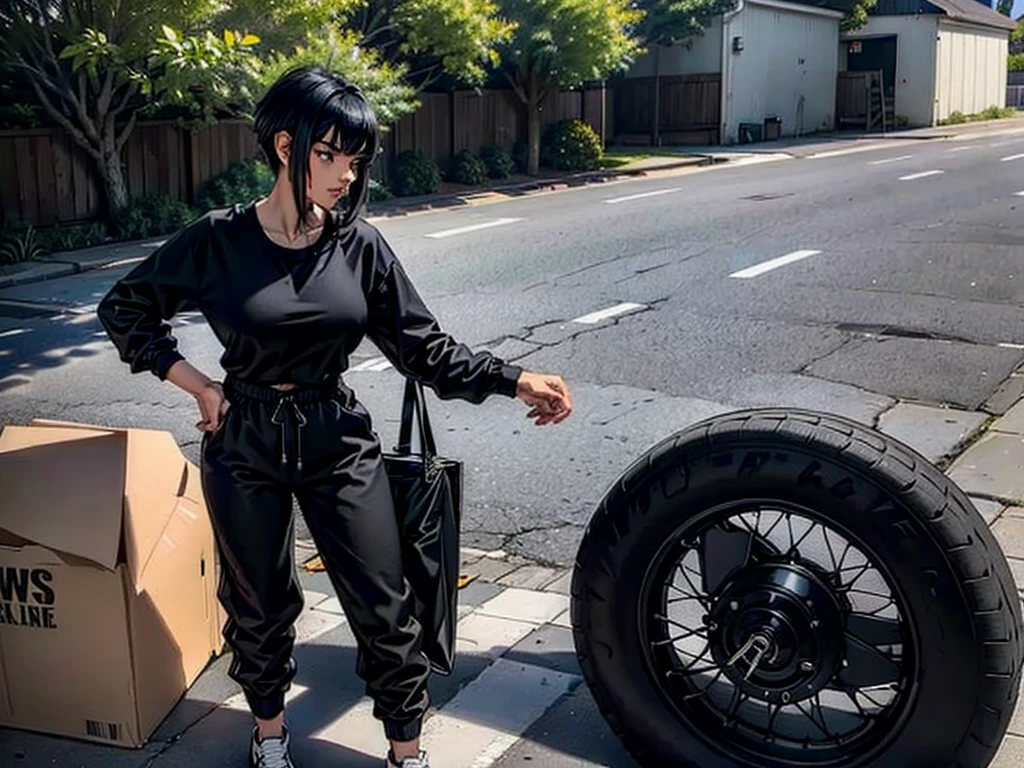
[[317, 93, 379, 160]]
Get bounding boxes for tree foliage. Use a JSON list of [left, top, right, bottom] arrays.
[[840, 0, 879, 32], [258, 27, 418, 125], [634, 0, 737, 46], [497, 0, 643, 174]]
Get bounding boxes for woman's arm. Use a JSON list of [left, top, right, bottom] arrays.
[[363, 230, 522, 403], [96, 222, 201, 381]]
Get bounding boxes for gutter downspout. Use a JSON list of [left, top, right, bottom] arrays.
[[720, 0, 746, 145]]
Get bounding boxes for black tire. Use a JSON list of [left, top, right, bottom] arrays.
[[571, 408, 1023, 768]]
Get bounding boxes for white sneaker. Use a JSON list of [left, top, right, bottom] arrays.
[[386, 748, 430, 768], [250, 724, 296, 768]]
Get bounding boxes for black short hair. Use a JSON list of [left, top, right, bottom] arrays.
[[253, 65, 380, 229]]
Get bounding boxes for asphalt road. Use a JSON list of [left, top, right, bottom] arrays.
[[3, 129, 1024, 565]]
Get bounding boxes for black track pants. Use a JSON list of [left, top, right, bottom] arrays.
[[200, 376, 430, 741]]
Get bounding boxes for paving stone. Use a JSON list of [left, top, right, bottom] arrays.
[[991, 733, 1024, 768], [418, 659, 578, 768], [878, 402, 988, 463], [504, 624, 581, 676], [993, 517, 1024, 560], [1007, 507, 1024, 518], [1009, 676, 1024, 737], [542, 570, 573, 595], [970, 497, 1006, 526], [1008, 558, 1024, 595], [315, 596, 347, 616], [993, 399, 1024, 435], [551, 608, 572, 629], [477, 587, 570, 625], [497, 564, 564, 590], [459, 548, 486, 569], [458, 579, 503, 608], [463, 556, 523, 584], [948, 433, 1024, 502], [455, 612, 538, 659]]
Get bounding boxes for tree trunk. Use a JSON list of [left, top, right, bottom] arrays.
[[527, 77, 542, 176], [98, 121, 129, 218], [100, 152, 130, 216]]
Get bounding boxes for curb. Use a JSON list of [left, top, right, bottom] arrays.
[[364, 156, 716, 220]]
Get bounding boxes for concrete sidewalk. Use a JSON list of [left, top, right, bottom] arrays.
[[2, 397, 1024, 767]]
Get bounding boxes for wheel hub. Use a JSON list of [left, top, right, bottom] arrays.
[[708, 562, 845, 705]]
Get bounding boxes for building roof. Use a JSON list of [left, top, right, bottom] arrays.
[[928, 0, 1019, 30], [873, 0, 1018, 29]]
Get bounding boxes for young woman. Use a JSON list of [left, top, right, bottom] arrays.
[[97, 65, 573, 768]]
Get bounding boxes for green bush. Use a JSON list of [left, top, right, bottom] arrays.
[[194, 157, 275, 213], [1009, 53, 1024, 72], [979, 105, 1016, 120], [35, 221, 109, 254], [542, 119, 603, 172], [393, 150, 441, 197], [511, 141, 529, 173], [446, 149, 488, 186], [112, 195, 197, 241], [480, 145, 516, 179], [368, 179, 394, 202], [944, 110, 968, 125], [0, 224, 44, 265]]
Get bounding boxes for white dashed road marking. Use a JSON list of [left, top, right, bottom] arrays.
[[571, 302, 646, 324], [868, 155, 914, 166], [730, 250, 822, 279], [349, 357, 393, 372], [899, 170, 944, 181], [424, 218, 524, 239], [1000, 153, 1024, 163], [604, 188, 682, 204]]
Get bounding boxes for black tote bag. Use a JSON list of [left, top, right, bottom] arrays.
[[382, 378, 463, 676]]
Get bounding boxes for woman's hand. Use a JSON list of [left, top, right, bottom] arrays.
[[515, 371, 573, 426], [194, 381, 231, 433], [166, 360, 230, 433]]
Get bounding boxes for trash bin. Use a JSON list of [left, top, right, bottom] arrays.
[[0, 419, 225, 748], [764, 115, 782, 141], [738, 122, 763, 144]]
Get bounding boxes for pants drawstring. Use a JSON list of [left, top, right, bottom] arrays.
[[269, 395, 308, 471]]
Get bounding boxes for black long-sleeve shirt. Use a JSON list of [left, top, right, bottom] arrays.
[[97, 203, 522, 403]]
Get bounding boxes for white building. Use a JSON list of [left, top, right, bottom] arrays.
[[839, 0, 1017, 127], [616, 0, 849, 145]]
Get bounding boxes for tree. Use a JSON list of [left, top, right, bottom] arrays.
[[498, 0, 644, 175], [338, 0, 516, 91], [840, 0, 879, 32], [0, 1, 260, 218], [634, 0, 738, 144], [258, 27, 419, 125]]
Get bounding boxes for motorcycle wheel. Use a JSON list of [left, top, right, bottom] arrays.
[[571, 409, 1023, 768]]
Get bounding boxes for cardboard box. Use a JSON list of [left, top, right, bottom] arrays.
[[0, 419, 225, 748]]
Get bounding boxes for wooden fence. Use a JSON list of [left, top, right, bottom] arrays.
[[1, 86, 605, 229], [0, 120, 259, 228], [608, 73, 721, 145], [1008, 86, 1024, 111]]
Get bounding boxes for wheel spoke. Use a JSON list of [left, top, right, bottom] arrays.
[[846, 614, 902, 646], [838, 634, 901, 688], [699, 526, 753, 595]]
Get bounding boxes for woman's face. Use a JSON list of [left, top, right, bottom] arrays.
[[304, 128, 362, 211]]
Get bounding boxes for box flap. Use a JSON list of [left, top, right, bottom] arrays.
[[0, 425, 126, 570], [122, 429, 188, 585]]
